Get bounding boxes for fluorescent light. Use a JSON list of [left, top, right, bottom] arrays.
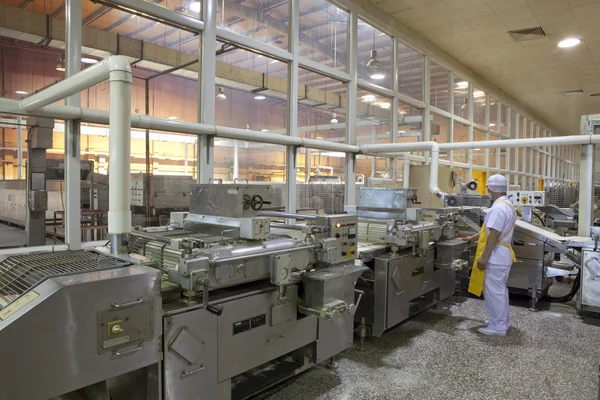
[[489, 123, 496, 127], [378, 102, 391, 109], [270, 59, 280, 64], [168, 116, 178, 120], [15, 90, 28, 95], [370, 74, 385, 80], [473, 90, 485, 98], [81, 57, 98, 64], [189, 1, 201, 13], [362, 94, 375, 102], [456, 81, 468, 88], [254, 94, 266, 100], [261, 129, 269, 132], [558, 38, 581, 48], [474, 148, 481, 151]]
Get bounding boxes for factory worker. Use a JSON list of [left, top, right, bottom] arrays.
[[466, 174, 517, 336]]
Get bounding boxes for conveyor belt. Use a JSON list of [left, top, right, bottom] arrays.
[[0, 250, 127, 308]]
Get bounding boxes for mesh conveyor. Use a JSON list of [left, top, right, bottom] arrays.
[[129, 230, 211, 270], [546, 186, 578, 208], [0, 250, 128, 308], [296, 183, 345, 214]]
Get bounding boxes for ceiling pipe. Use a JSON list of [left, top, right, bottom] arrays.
[[16, 55, 133, 254]]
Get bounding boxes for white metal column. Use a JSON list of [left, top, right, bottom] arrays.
[[286, 0, 299, 215], [344, 11, 358, 211], [578, 115, 599, 236], [198, 0, 216, 183], [64, 0, 82, 248]]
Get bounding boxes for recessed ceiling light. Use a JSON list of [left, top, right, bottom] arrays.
[[168, 116, 177, 120], [456, 81, 468, 88], [370, 74, 385, 80], [254, 94, 266, 100], [15, 90, 28, 95], [81, 57, 98, 64], [189, 2, 201, 13], [558, 38, 581, 48]]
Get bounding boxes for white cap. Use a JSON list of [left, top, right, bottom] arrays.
[[487, 174, 507, 193]]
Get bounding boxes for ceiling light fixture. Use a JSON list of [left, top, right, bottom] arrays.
[[261, 129, 269, 132], [473, 90, 485, 98], [330, 113, 339, 124], [81, 57, 98, 64], [254, 94, 266, 100], [362, 94, 376, 102], [366, 50, 381, 71], [56, 58, 65, 71], [456, 81, 468, 89], [189, 1, 201, 13], [168, 116, 177, 120], [558, 38, 581, 48], [370, 73, 385, 80], [216, 87, 226, 101], [489, 123, 496, 127], [15, 90, 28, 95]]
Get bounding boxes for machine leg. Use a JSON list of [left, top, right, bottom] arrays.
[[529, 287, 538, 311], [357, 317, 367, 352], [326, 355, 338, 370]]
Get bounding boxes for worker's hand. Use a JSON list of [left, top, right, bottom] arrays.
[[477, 256, 488, 270]]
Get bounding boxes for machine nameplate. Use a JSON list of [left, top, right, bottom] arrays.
[[233, 313, 267, 335], [103, 335, 130, 349], [412, 267, 424, 277], [0, 290, 39, 320]]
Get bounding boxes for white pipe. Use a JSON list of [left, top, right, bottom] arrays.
[[11, 56, 133, 251], [233, 140, 239, 179], [21, 57, 131, 112], [108, 70, 133, 236], [402, 153, 409, 189]]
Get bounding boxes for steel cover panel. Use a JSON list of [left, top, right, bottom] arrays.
[[164, 308, 224, 400]]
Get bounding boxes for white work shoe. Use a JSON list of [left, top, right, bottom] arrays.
[[485, 320, 510, 329], [477, 327, 506, 336]]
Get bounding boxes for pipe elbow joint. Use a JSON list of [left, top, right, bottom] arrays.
[[103, 55, 132, 74]]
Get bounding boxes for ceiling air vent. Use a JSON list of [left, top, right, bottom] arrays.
[[509, 27, 546, 42], [559, 89, 585, 96]]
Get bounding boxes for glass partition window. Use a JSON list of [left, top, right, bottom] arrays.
[[298, 68, 347, 142], [453, 122, 468, 164], [489, 97, 499, 132], [216, 45, 288, 132], [431, 113, 450, 160], [217, 0, 289, 50], [472, 128, 486, 167], [299, 0, 348, 71], [430, 60, 450, 112], [453, 75, 468, 118], [397, 102, 424, 158], [500, 103, 509, 137], [473, 86, 486, 126], [357, 20, 392, 88], [398, 41, 424, 101], [357, 88, 392, 145]]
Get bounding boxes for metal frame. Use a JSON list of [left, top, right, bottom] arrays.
[[0, 0, 585, 249]]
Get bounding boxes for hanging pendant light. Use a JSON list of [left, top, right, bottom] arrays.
[[330, 113, 339, 124], [216, 87, 227, 101], [366, 50, 381, 71]]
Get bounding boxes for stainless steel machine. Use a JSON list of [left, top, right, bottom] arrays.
[[353, 187, 470, 338], [0, 183, 367, 400]]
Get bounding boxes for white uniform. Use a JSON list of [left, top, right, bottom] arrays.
[[483, 195, 516, 332]]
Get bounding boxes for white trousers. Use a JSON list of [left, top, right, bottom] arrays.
[[484, 263, 511, 331]]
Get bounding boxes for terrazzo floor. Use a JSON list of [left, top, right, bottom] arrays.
[[267, 283, 600, 400]]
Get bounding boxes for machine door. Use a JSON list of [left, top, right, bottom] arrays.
[[163, 308, 223, 400], [385, 257, 410, 329]]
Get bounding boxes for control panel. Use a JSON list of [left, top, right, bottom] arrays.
[[312, 215, 358, 263], [507, 191, 547, 207], [130, 173, 144, 206]]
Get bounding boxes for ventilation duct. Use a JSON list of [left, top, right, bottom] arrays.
[[509, 27, 546, 42]]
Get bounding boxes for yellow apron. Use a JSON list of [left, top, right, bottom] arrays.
[[467, 201, 517, 297]]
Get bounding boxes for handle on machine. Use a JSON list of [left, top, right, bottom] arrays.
[[205, 304, 222, 316]]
